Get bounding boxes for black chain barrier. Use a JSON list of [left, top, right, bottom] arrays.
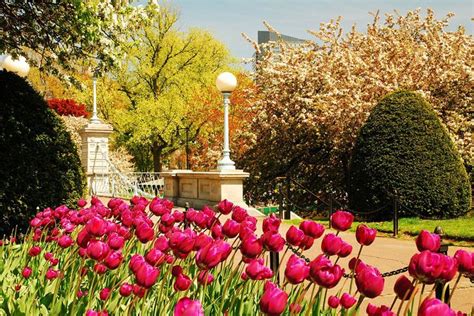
[[286, 243, 408, 279]]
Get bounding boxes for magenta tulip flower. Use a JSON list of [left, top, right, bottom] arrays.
[[340, 293, 356, 309], [87, 240, 110, 261], [454, 249, 473, 276], [409, 251, 456, 284], [135, 263, 160, 288], [240, 235, 263, 259], [197, 271, 214, 285], [232, 206, 248, 223], [86, 217, 107, 237], [285, 254, 310, 284], [196, 239, 232, 270], [246, 258, 274, 280], [57, 235, 74, 248], [309, 255, 344, 288], [217, 199, 234, 215], [299, 220, 325, 238], [261, 231, 285, 252], [174, 297, 204, 316], [22, 267, 32, 279], [321, 233, 343, 256], [263, 214, 281, 233], [328, 295, 340, 308], [394, 275, 414, 300], [418, 298, 455, 316], [330, 210, 354, 231], [28, 246, 41, 257], [416, 230, 441, 252], [356, 224, 377, 246], [99, 288, 111, 301], [222, 219, 241, 238], [366, 304, 395, 316], [119, 283, 133, 297], [259, 281, 288, 316], [355, 264, 384, 298], [104, 251, 123, 270], [77, 198, 87, 208], [174, 273, 192, 291], [286, 225, 305, 247]]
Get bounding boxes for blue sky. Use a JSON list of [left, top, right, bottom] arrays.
[[142, 1, 473, 61]]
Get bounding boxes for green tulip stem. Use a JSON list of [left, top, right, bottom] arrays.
[[417, 283, 426, 310], [349, 295, 365, 316], [447, 273, 462, 305], [397, 279, 417, 315], [218, 259, 243, 315], [349, 245, 364, 294]]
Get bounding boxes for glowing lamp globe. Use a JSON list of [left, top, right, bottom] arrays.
[[216, 72, 237, 93], [1, 55, 30, 77]]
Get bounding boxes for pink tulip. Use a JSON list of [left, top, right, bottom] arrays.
[[328, 295, 340, 308], [108, 234, 125, 250], [285, 254, 309, 284], [356, 224, 377, 246], [416, 230, 441, 252], [44, 252, 54, 260], [394, 275, 414, 300], [197, 271, 214, 285], [133, 284, 146, 297], [286, 226, 305, 247], [330, 210, 354, 232], [340, 293, 356, 309], [174, 273, 192, 291], [338, 242, 352, 258], [409, 251, 456, 284], [57, 235, 74, 248], [135, 222, 155, 243], [77, 198, 87, 208], [261, 231, 285, 252], [193, 233, 213, 251], [355, 264, 384, 298], [232, 206, 248, 223], [22, 267, 32, 279], [94, 263, 108, 274], [240, 235, 263, 259], [45, 268, 59, 280], [418, 298, 455, 316], [145, 248, 166, 266], [196, 239, 232, 270], [309, 255, 344, 288], [259, 281, 288, 316], [454, 249, 473, 276], [299, 235, 314, 250], [321, 233, 343, 256], [211, 223, 223, 239], [366, 304, 395, 316], [299, 220, 325, 238], [119, 283, 133, 297], [87, 240, 110, 261], [104, 251, 123, 270], [222, 219, 241, 238], [246, 258, 274, 280], [169, 229, 195, 258], [28, 246, 41, 257], [86, 217, 107, 237], [77, 229, 91, 248], [99, 288, 111, 300], [174, 297, 204, 316], [135, 263, 160, 288], [154, 236, 170, 252], [263, 214, 281, 233], [217, 199, 234, 215]]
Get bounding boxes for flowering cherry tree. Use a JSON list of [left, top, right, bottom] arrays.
[[243, 9, 473, 199]]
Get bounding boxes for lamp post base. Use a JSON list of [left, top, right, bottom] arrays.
[[217, 156, 236, 170]]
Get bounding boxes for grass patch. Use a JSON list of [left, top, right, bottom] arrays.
[[284, 216, 474, 245]]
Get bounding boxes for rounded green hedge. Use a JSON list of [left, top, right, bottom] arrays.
[[348, 90, 471, 219], [0, 71, 84, 235]]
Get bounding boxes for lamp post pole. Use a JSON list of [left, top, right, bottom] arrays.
[[216, 72, 237, 171], [91, 75, 101, 124], [185, 126, 190, 170]]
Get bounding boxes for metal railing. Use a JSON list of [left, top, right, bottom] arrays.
[[89, 146, 164, 199]]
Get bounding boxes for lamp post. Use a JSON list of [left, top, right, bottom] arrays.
[[0, 54, 30, 77], [216, 72, 237, 171], [90, 73, 101, 124]]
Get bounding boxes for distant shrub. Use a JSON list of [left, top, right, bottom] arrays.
[[348, 90, 471, 219], [47, 98, 89, 117], [0, 71, 84, 235]]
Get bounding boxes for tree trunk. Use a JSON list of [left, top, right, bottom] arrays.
[[152, 146, 163, 172]]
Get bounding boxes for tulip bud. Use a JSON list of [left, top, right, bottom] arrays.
[[99, 288, 111, 301], [22, 267, 32, 279], [217, 199, 234, 215], [104, 251, 123, 270], [299, 220, 325, 238], [309, 255, 344, 289], [286, 226, 305, 247], [197, 271, 214, 286], [284, 254, 309, 284], [77, 198, 87, 208], [86, 217, 107, 237], [355, 265, 384, 298], [58, 235, 74, 248], [321, 233, 343, 256], [133, 284, 146, 298], [263, 214, 281, 233], [246, 258, 274, 280], [119, 283, 133, 297], [222, 219, 240, 238], [340, 293, 356, 309], [28, 246, 41, 257], [174, 273, 192, 291], [45, 268, 59, 280], [394, 275, 414, 300], [261, 231, 285, 252], [328, 295, 340, 308], [240, 235, 263, 259], [94, 263, 108, 275]]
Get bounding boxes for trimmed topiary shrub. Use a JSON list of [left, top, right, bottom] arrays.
[[348, 90, 471, 219], [0, 71, 84, 236]]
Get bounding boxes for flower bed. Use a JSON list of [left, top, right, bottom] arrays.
[[0, 197, 472, 315]]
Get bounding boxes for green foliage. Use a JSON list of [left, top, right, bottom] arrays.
[[0, 71, 84, 235], [114, 6, 232, 171], [348, 90, 471, 219]]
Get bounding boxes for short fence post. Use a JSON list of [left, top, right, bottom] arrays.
[[285, 176, 291, 220], [392, 195, 398, 237], [329, 195, 333, 228], [270, 189, 281, 284], [184, 202, 190, 229], [434, 226, 450, 304]]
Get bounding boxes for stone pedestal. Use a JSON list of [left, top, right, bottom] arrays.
[[79, 122, 113, 195], [160, 169, 262, 216]]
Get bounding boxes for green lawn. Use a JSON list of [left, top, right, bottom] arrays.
[[284, 216, 474, 245]]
